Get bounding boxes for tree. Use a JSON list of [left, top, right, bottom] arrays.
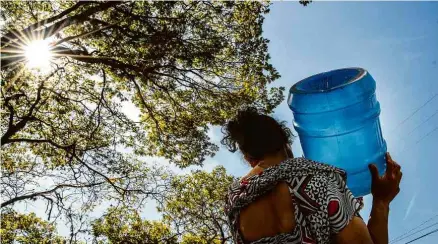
[[91, 206, 178, 244], [1, 1, 282, 236], [158, 166, 236, 243], [90, 166, 235, 244], [0, 0, 314, 241], [0, 209, 66, 244], [299, 0, 313, 7], [1, 0, 284, 164]]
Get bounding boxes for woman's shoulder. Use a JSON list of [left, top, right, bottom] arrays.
[[225, 158, 346, 211], [227, 158, 346, 193], [257, 157, 347, 183]]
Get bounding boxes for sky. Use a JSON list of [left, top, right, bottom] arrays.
[[13, 1, 438, 243]]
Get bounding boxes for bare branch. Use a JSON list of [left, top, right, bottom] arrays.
[[1, 182, 105, 208], [1, 70, 59, 145]]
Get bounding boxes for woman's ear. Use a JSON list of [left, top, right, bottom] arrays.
[[244, 154, 259, 168]]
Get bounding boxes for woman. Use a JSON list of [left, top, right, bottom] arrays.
[[222, 107, 402, 244]]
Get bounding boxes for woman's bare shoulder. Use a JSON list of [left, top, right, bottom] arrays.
[[241, 166, 265, 181]]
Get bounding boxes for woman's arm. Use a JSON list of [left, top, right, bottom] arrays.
[[335, 153, 402, 244], [367, 153, 402, 244], [334, 202, 389, 244], [367, 200, 390, 244]]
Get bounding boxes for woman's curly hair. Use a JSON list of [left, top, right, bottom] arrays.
[[221, 107, 293, 160]]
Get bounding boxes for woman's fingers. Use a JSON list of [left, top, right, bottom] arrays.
[[386, 152, 395, 174], [398, 172, 403, 184], [387, 152, 402, 181], [369, 164, 380, 182], [371, 152, 402, 183], [395, 166, 403, 182], [387, 152, 393, 160], [394, 161, 401, 170]]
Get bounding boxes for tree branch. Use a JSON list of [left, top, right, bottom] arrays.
[[1, 2, 119, 47], [1, 182, 105, 208], [1, 98, 40, 145], [1, 138, 75, 151], [1, 70, 59, 145], [53, 20, 121, 46]]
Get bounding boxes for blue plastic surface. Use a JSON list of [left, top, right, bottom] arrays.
[[287, 67, 386, 197]]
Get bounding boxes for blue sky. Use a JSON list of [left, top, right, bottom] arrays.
[[206, 2, 438, 243]]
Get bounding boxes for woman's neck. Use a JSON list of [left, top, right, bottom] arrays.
[[243, 151, 290, 180], [257, 152, 289, 169]]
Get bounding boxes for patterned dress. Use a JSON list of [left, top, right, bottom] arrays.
[[224, 157, 363, 244]]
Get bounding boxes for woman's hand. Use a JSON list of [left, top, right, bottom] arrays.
[[368, 152, 402, 205]]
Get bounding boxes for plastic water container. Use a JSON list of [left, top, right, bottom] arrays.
[[287, 67, 386, 197]]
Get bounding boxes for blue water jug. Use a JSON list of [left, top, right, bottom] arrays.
[[287, 67, 386, 197]]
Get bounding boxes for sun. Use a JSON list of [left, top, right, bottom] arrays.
[[24, 39, 53, 70]]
